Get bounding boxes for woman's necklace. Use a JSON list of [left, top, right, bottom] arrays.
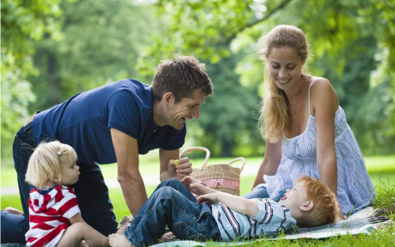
[[289, 76, 306, 114]]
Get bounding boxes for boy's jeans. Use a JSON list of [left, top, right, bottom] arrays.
[[124, 179, 221, 247]]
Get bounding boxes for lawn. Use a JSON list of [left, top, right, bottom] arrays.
[[1, 155, 395, 246]]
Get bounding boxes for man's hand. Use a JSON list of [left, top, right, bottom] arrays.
[[171, 157, 192, 179], [197, 193, 219, 205], [160, 149, 193, 181]]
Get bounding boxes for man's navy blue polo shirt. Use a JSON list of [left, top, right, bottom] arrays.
[[32, 79, 186, 165]]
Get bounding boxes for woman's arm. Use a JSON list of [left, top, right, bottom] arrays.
[[311, 78, 339, 195], [252, 140, 282, 189]]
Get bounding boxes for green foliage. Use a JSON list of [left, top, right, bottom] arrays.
[[28, 0, 161, 110], [139, 0, 395, 155], [138, 0, 294, 74], [1, 0, 65, 157], [2, 0, 395, 158], [374, 178, 395, 215], [195, 53, 262, 157]]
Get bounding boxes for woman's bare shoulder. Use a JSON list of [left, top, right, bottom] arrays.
[[310, 76, 337, 96], [309, 76, 339, 114]]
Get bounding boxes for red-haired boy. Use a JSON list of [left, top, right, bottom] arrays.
[[109, 175, 342, 246]]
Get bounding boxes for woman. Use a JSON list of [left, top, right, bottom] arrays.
[[244, 25, 375, 215]]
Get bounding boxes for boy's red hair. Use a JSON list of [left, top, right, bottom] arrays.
[[296, 175, 342, 227]]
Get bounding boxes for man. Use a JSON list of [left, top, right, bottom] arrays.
[[1, 55, 213, 243]]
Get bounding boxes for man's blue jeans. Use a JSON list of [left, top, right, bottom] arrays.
[[1, 122, 117, 243], [124, 179, 221, 247]]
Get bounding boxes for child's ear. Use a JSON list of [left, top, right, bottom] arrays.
[[300, 201, 314, 212]]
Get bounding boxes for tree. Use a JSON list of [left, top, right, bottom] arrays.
[[1, 0, 65, 157], [196, 52, 262, 157], [137, 0, 395, 155], [28, 0, 162, 111]]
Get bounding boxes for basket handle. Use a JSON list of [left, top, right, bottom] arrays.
[[179, 147, 211, 168], [227, 157, 246, 172]]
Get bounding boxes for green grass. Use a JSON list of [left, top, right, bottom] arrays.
[[2, 155, 395, 246], [2, 155, 395, 187]]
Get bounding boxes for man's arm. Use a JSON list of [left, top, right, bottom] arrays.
[[111, 128, 147, 217], [159, 148, 192, 181]]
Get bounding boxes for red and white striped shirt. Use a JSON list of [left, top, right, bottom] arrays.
[[25, 185, 81, 247]]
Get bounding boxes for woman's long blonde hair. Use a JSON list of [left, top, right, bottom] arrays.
[[258, 25, 309, 142]]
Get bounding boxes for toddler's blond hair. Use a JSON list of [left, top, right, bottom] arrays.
[[25, 141, 77, 189]]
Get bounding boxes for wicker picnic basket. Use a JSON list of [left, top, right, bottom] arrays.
[[180, 147, 245, 196]]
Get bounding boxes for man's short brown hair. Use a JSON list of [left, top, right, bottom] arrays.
[[151, 55, 213, 103], [296, 175, 342, 227]]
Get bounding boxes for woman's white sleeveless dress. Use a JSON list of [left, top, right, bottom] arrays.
[[264, 78, 376, 215]]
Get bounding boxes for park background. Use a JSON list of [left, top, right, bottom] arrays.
[[1, 0, 395, 245]]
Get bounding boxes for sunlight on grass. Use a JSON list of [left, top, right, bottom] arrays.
[[2, 155, 395, 187], [2, 172, 395, 247], [2, 155, 395, 229]]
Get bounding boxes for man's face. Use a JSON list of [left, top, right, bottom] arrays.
[[279, 181, 309, 212], [166, 89, 206, 130]]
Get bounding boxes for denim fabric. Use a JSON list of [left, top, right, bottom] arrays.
[[124, 179, 221, 247], [242, 185, 286, 202], [1, 122, 35, 243], [1, 211, 27, 244], [70, 162, 118, 236], [1, 122, 117, 244]]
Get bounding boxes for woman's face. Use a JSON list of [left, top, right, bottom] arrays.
[[267, 46, 305, 91]]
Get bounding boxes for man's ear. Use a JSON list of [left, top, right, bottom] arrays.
[[163, 92, 174, 106], [300, 201, 314, 212]]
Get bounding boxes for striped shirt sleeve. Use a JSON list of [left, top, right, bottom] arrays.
[[56, 186, 81, 219]]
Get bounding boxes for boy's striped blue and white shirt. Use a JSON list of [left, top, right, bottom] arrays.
[[211, 198, 296, 241]]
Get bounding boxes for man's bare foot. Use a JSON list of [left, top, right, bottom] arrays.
[[4, 207, 23, 215], [109, 233, 133, 247]]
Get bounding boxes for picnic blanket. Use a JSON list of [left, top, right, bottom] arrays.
[[151, 207, 391, 247], [1, 207, 390, 247]]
